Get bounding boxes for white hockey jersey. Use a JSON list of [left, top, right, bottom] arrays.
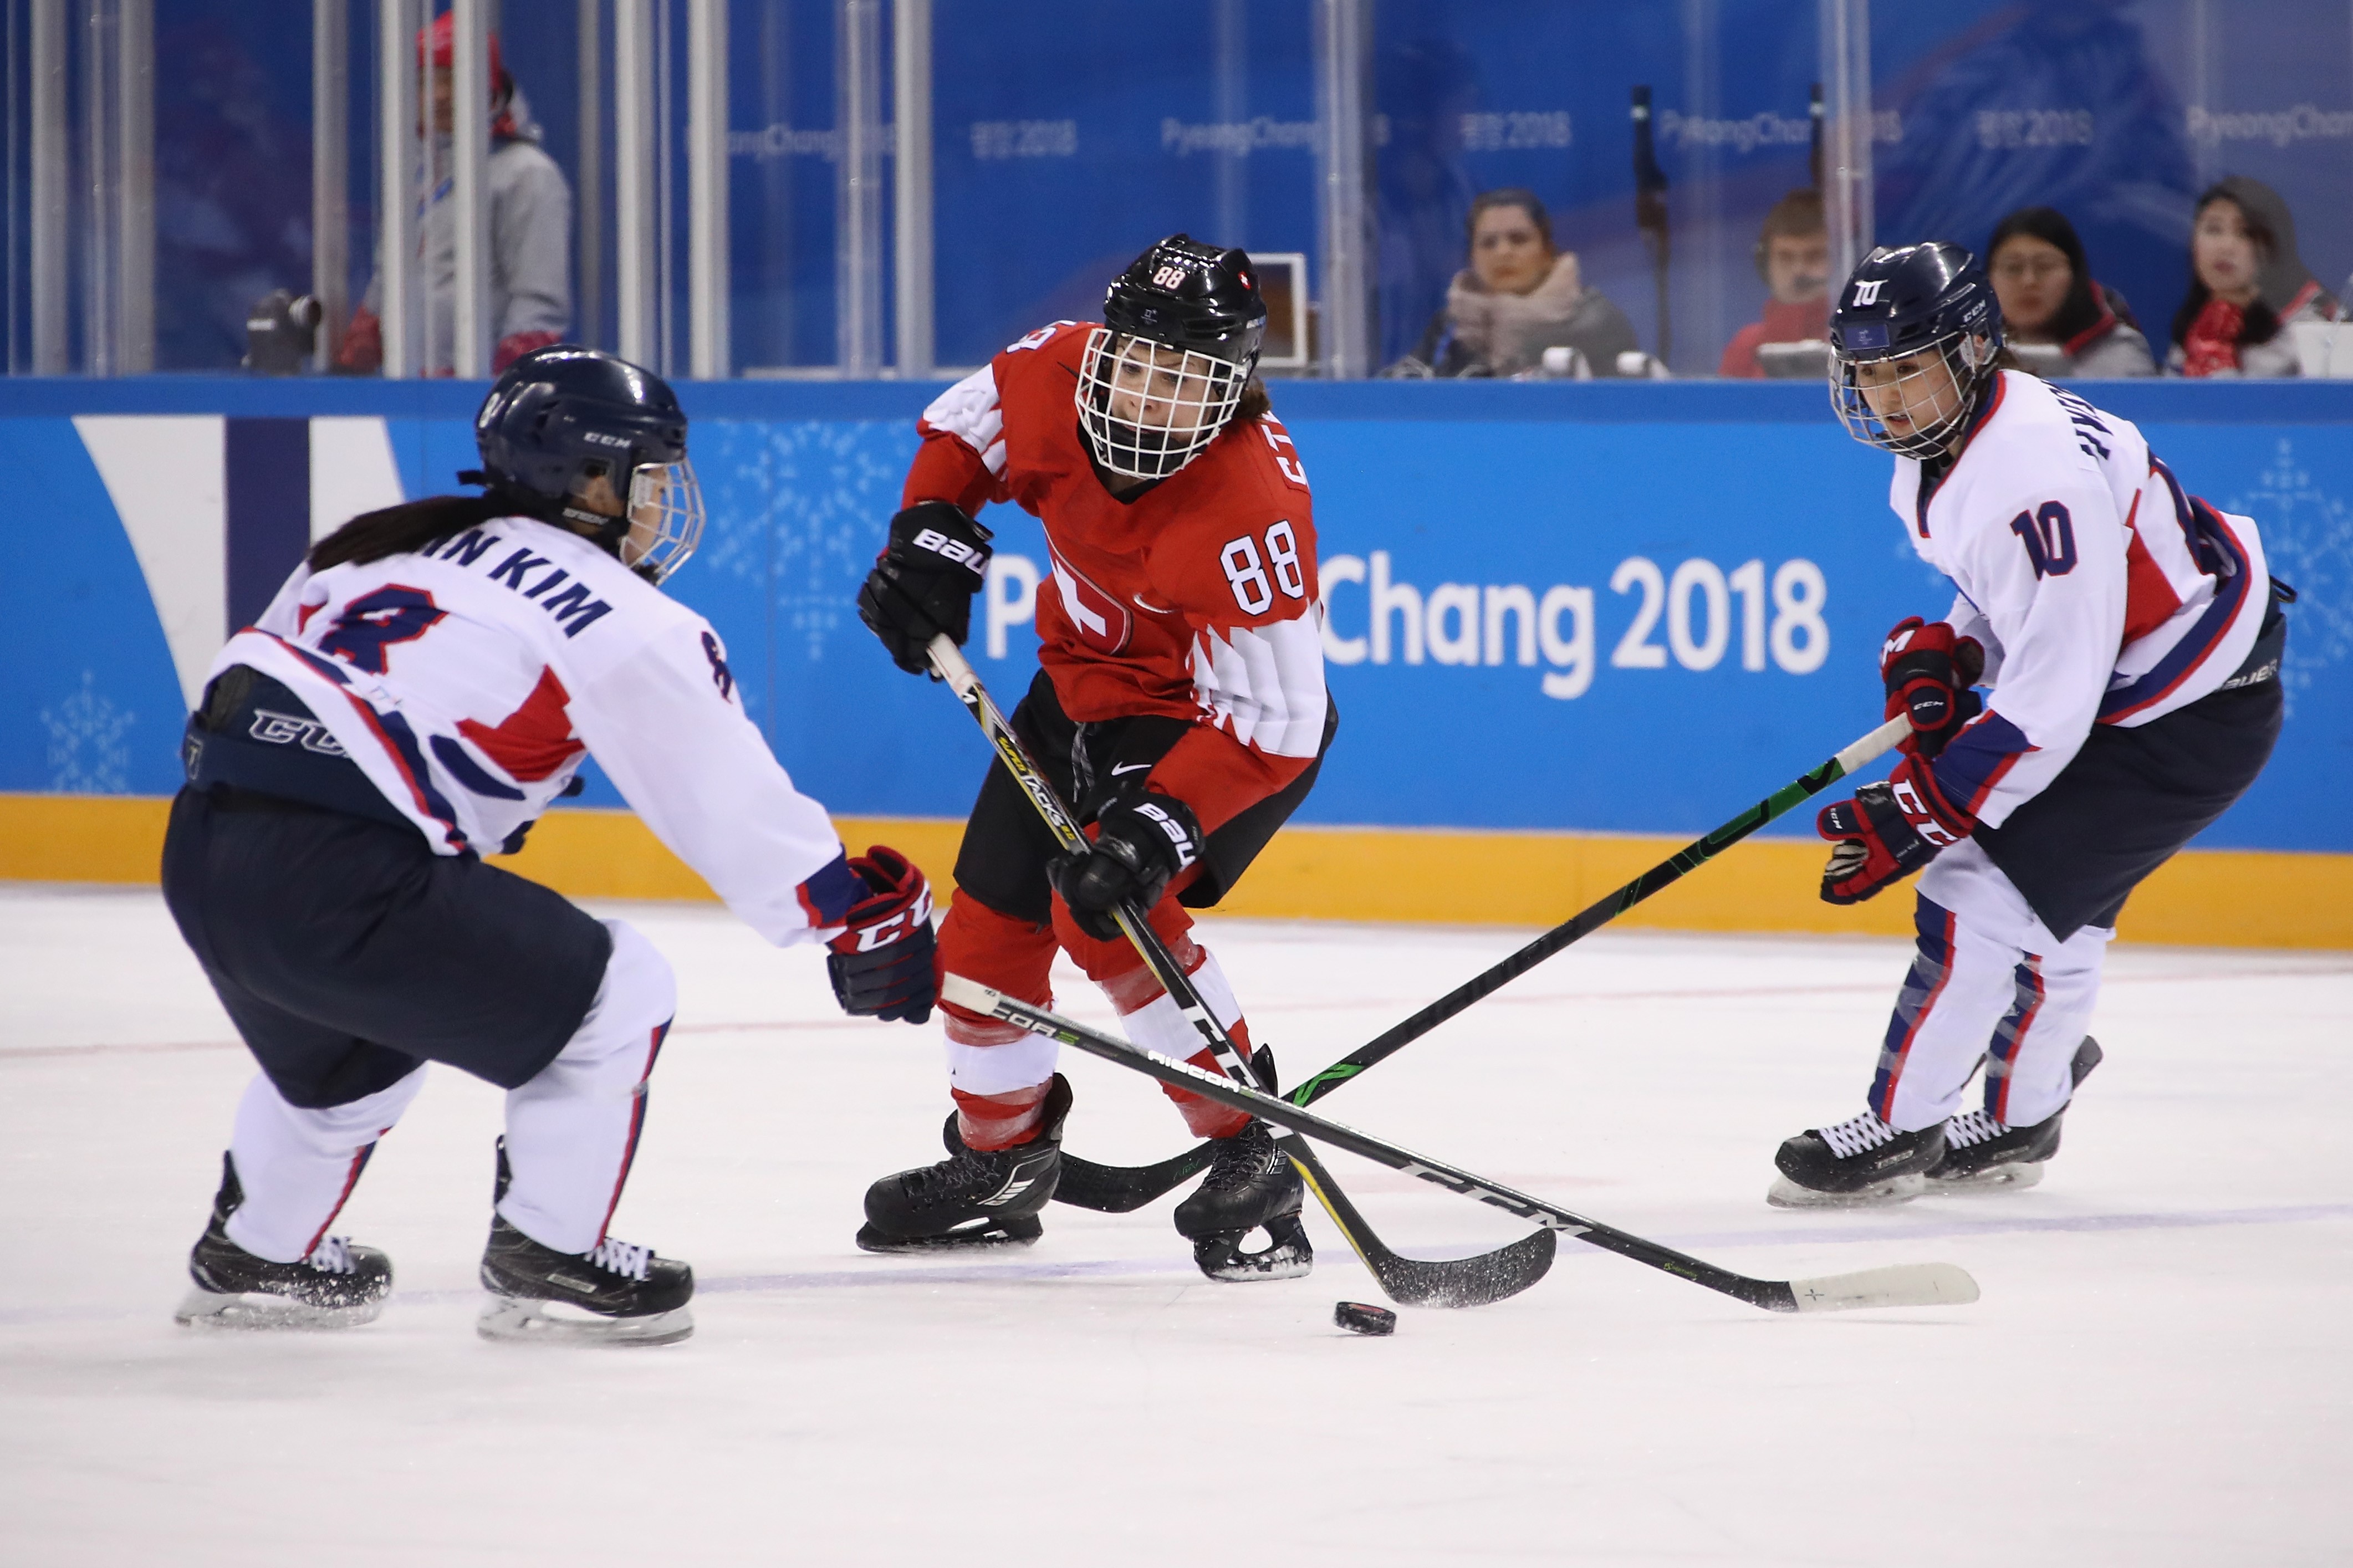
[[205, 515, 862, 948], [1891, 369, 2269, 829]]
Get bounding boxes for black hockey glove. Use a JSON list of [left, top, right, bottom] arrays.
[[826, 846, 938, 1024], [1048, 789, 1204, 942], [857, 502, 993, 675], [1880, 616, 1985, 760]]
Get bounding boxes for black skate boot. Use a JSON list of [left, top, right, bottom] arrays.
[[858, 1075, 1072, 1253], [1767, 1111, 1948, 1209], [1928, 1037, 2104, 1192], [477, 1140, 695, 1346], [1174, 1051, 1312, 1283], [174, 1152, 392, 1330]]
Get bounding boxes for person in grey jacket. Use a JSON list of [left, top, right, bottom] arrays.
[[1392, 190, 1639, 379], [2169, 177, 2342, 378], [340, 14, 571, 376], [1985, 207, 2155, 377]]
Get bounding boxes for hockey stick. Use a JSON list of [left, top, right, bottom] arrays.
[[946, 975, 1980, 1314], [926, 636, 1556, 1308], [1056, 713, 1913, 1212]]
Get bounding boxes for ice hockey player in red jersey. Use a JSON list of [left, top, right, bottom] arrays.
[[163, 348, 940, 1344], [854, 235, 1336, 1280], [1772, 242, 2285, 1206]]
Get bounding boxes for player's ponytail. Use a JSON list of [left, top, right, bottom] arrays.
[[308, 493, 515, 572], [1227, 376, 1272, 428]]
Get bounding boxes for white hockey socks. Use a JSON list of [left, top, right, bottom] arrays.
[[223, 1065, 427, 1264], [498, 919, 678, 1255]]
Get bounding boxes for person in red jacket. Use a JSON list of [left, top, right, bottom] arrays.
[[1720, 190, 1832, 377], [853, 235, 1337, 1281]]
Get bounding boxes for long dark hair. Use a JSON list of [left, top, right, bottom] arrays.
[[308, 489, 542, 572], [1988, 207, 2104, 344]]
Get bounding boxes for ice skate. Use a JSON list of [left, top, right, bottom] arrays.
[[1928, 1038, 2104, 1192], [477, 1142, 695, 1346], [1175, 1117, 1313, 1281], [858, 1075, 1071, 1253], [174, 1153, 392, 1330], [1767, 1111, 1947, 1208]]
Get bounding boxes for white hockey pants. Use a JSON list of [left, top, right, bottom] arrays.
[[223, 918, 677, 1263], [1869, 839, 2112, 1134]]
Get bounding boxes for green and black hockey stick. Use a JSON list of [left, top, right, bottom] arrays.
[[926, 636, 1556, 1309], [946, 975, 1979, 1315], [1056, 713, 1913, 1213]]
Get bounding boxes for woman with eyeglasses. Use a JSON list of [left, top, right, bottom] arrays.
[[1984, 207, 2155, 378]]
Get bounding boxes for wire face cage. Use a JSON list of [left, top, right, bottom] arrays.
[[625, 458, 705, 582], [1829, 329, 1997, 458], [1074, 328, 1247, 480]]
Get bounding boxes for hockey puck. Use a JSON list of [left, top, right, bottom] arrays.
[[1333, 1300, 1396, 1336]]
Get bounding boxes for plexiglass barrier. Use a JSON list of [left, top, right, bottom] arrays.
[[4, 0, 2349, 379]]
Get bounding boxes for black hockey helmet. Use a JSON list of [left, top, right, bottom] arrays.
[[1077, 235, 1268, 481], [471, 345, 705, 581], [1103, 234, 1268, 370], [1828, 242, 2004, 458]]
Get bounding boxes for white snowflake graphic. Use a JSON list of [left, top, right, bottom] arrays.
[[698, 420, 915, 663], [42, 671, 135, 793], [2226, 437, 2353, 716]]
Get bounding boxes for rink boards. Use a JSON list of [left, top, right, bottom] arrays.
[[4, 376, 2349, 947]]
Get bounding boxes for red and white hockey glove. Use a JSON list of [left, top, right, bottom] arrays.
[[1880, 616, 1985, 760], [826, 846, 938, 1024], [1817, 759, 1976, 905]]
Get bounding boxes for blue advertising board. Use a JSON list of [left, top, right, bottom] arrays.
[[5, 376, 2347, 855]]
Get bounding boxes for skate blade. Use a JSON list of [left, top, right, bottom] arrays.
[[173, 1285, 383, 1331], [854, 1214, 1044, 1254], [1765, 1172, 1926, 1209], [1926, 1160, 2047, 1193], [1190, 1215, 1314, 1283], [476, 1296, 694, 1347]]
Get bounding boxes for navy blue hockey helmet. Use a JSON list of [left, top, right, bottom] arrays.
[[1077, 234, 1268, 480], [1828, 242, 2004, 458], [472, 345, 705, 582]]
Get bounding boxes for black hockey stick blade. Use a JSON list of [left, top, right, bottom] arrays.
[[1054, 1141, 1216, 1213], [1290, 1142, 1556, 1309], [947, 975, 1978, 1315]]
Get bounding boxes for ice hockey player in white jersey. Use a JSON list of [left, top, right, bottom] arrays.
[[1772, 242, 2287, 1206], [164, 347, 941, 1343]]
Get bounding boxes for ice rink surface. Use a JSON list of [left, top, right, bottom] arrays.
[[3, 883, 2347, 1566]]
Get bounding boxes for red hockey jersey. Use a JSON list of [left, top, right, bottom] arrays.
[[904, 320, 1328, 832]]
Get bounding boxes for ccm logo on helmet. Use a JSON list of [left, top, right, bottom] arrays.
[[583, 431, 634, 447], [913, 528, 984, 567], [1850, 279, 1887, 306]]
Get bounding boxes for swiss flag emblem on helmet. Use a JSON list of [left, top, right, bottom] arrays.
[[1048, 546, 1133, 655]]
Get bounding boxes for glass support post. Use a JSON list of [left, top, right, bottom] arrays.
[[313, 0, 349, 370], [613, 0, 656, 367], [836, 0, 885, 377], [450, 0, 493, 376], [378, 0, 422, 379], [891, 0, 931, 377], [688, 0, 728, 379], [1816, 0, 1872, 294], [1311, 0, 1371, 379], [30, 0, 67, 372]]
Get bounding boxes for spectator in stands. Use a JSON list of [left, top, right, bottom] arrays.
[[1398, 190, 1639, 378], [340, 14, 571, 376], [1719, 190, 1830, 377], [1985, 206, 2155, 376], [2170, 177, 2341, 378]]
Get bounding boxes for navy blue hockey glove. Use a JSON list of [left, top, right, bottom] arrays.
[[826, 846, 938, 1024], [1048, 788, 1204, 942], [858, 502, 993, 676], [1880, 616, 1985, 760], [1818, 762, 1976, 905]]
